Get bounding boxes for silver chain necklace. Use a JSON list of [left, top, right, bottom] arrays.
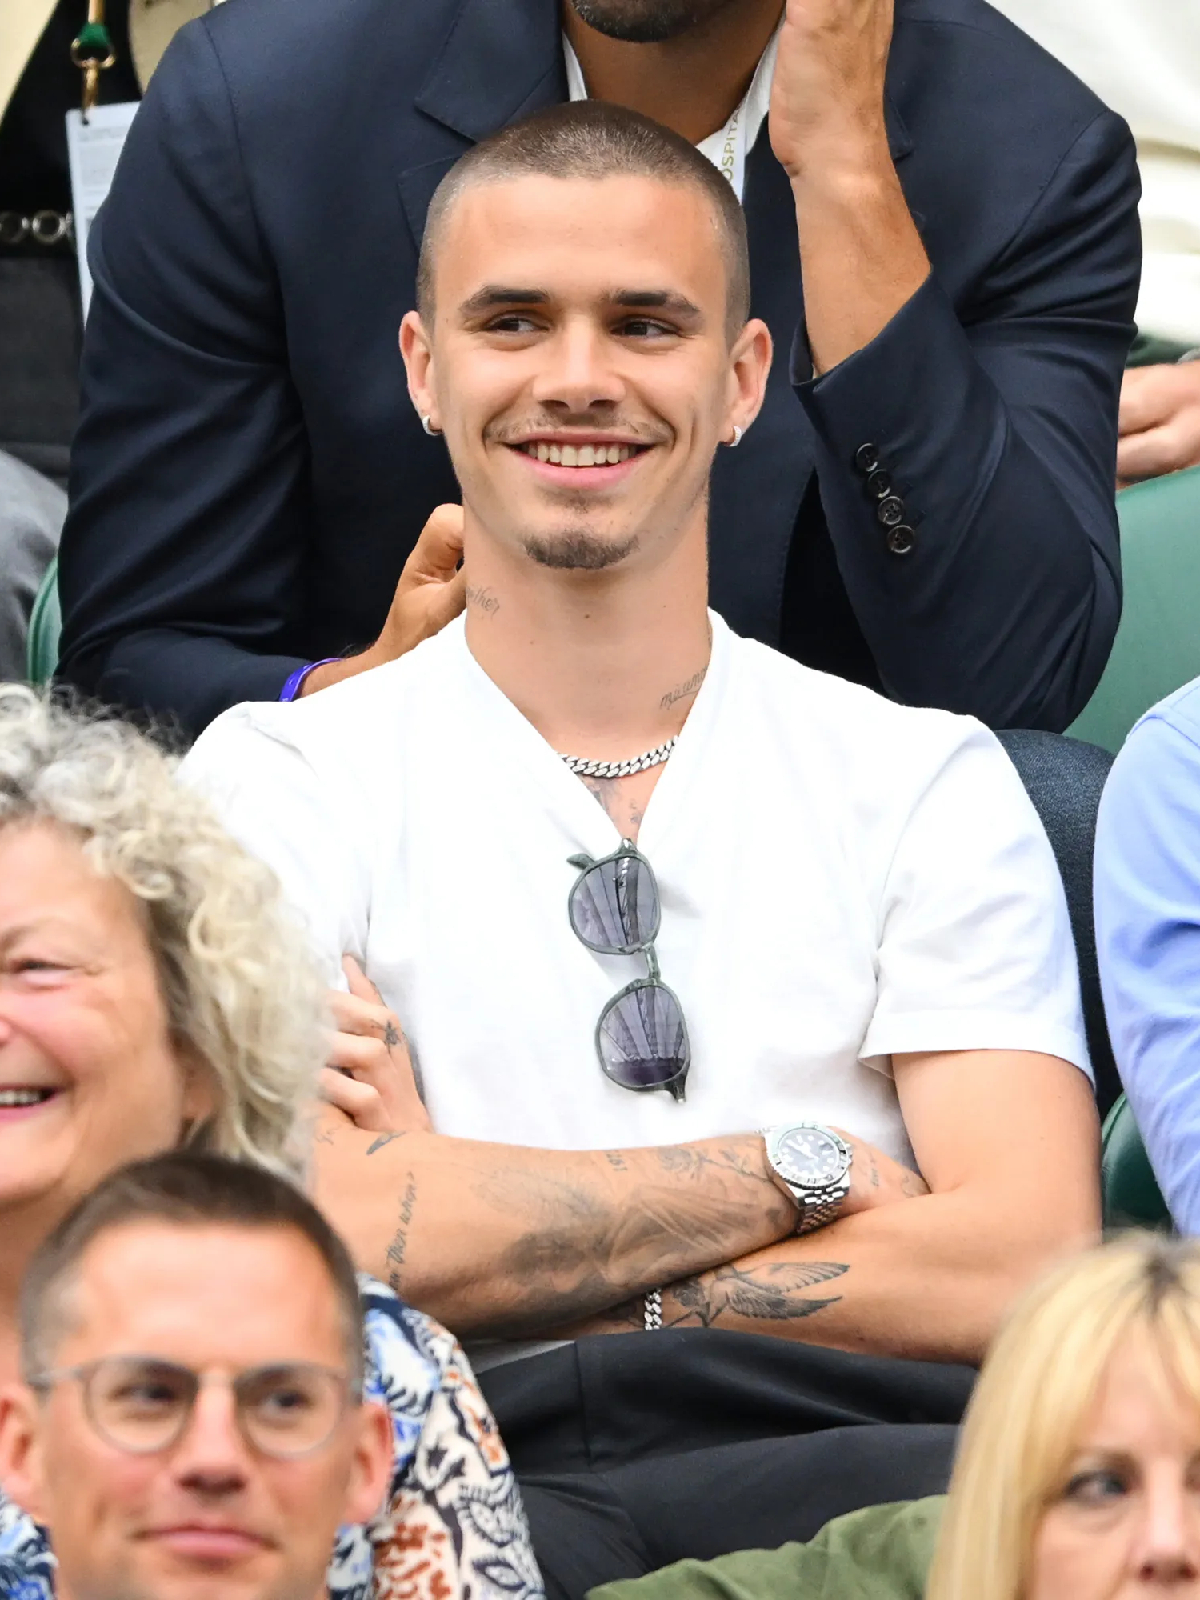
[[559, 739, 677, 780]]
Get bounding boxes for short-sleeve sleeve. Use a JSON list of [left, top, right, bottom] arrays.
[[179, 708, 371, 982], [860, 725, 1089, 1075], [1094, 704, 1200, 1234]]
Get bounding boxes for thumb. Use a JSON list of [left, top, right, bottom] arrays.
[[403, 504, 465, 587]]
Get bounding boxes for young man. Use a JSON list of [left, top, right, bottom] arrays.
[[0, 1153, 394, 1600], [57, 0, 1139, 736], [182, 105, 1101, 1597]]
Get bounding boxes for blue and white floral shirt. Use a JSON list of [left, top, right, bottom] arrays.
[[0, 1278, 543, 1600]]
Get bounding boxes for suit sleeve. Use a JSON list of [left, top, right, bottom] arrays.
[[56, 21, 311, 735], [795, 110, 1140, 731]]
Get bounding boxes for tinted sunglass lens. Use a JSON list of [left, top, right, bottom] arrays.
[[571, 851, 660, 953], [598, 983, 689, 1099]]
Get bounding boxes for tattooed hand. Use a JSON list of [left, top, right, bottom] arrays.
[[322, 956, 432, 1136], [833, 1128, 929, 1218]]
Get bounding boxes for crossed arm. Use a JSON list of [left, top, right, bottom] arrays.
[[313, 1001, 1101, 1366]]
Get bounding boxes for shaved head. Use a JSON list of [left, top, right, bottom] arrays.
[[417, 102, 752, 343]]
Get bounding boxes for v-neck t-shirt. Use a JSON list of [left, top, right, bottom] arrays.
[[181, 613, 1089, 1176]]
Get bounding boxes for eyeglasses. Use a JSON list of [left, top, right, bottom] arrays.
[[567, 838, 690, 1100], [29, 1356, 358, 1459]]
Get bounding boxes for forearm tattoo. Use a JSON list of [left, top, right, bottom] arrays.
[[666, 1260, 849, 1328]]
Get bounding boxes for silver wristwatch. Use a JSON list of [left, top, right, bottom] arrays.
[[762, 1123, 852, 1235]]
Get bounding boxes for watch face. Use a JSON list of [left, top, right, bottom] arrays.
[[775, 1126, 845, 1188]]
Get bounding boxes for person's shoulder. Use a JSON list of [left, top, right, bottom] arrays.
[[0, 1484, 53, 1597], [895, 0, 1109, 118], [1129, 676, 1200, 758], [187, 628, 457, 777], [730, 634, 993, 782], [359, 1274, 476, 1416], [191, 0, 536, 122]]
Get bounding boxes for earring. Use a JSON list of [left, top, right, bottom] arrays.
[[421, 414, 441, 437], [728, 425, 744, 448]]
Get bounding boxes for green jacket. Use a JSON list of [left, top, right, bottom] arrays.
[[589, 1497, 945, 1600]]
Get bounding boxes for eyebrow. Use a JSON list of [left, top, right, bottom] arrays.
[[456, 286, 704, 323]]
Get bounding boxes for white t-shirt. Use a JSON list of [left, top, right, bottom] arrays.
[[181, 614, 1089, 1174], [988, 0, 1200, 346]]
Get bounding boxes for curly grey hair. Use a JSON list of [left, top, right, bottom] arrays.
[[0, 686, 326, 1179]]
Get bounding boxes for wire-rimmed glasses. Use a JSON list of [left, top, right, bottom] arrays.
[[567, 838, 691, 1100], [28, 1356, 358, 1458]]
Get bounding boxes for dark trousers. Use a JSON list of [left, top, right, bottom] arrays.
[[479, 1330, 974, 1600]]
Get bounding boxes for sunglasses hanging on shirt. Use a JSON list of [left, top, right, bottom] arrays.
[[567, 839, 691, 1100]]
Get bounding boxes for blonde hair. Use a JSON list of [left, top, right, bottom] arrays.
[[928, 1234, 1200, 1600], [0, 686, 326, 1180]]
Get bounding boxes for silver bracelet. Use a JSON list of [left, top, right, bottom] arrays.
[[644, 1289, 663, 1330]]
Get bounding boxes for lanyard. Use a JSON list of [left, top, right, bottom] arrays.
[[71, 0, 116, 118], [562, 29, 780, 206]]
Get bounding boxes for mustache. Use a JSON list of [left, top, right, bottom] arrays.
[[486, 417, 670, 446]]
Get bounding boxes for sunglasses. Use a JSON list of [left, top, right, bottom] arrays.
[[567, 839, 690, 1100]]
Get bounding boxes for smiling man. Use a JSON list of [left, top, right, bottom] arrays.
[[181, 104, 1101, 1599], [0, 1153, 394, 1600], [57, 0, 1140, 736]]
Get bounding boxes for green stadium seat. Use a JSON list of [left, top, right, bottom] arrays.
[[25, 555, 61, 686], [1101, 1092, 1172, 1231], [1069, 466, 1200, 753]]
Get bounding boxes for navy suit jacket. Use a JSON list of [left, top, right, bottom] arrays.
[[57, 0, 1140, 736]]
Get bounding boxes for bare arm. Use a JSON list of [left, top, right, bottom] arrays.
[[769, 0, 930, 375], [315, 1124, 801, 1338], [592, 1050, 1101, 1364]]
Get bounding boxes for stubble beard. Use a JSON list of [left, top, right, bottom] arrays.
[[567, 0, 740, 43], [522, 528, 641, 570]]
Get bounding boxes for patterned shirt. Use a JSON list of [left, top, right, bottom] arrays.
[[0, 1278, 544, 1600]]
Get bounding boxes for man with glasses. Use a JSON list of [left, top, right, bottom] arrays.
[[182, 103, 1102, 1599], [0, 1152, 394, 1600]]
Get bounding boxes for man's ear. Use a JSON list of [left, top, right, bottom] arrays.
[[724, 316, 773, 442], [342, 1399, 396, 1528], [400, 311, 441, 435], [0, 1386, 51, 1525]]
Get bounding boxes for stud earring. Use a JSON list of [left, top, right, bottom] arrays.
[[421, 414, 441, 437]]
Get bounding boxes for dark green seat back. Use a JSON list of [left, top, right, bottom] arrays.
[[25, 555, 61, 686], [1069, 466, 1200, 753], [1101, 1092, 1171, 1231]]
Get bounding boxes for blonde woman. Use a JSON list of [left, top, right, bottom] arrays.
[[929, 1232, 1200, 1600], [595, 1233, 1200, 1600], [0, 685, 541, 1600]]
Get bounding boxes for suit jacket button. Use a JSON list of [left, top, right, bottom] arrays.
[[877, 495, 905, 526], [854, 443, 880, 474], [866, 468, 892, 499], [887, 525, 916, 556]]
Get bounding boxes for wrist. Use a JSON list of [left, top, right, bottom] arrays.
[[296, 648, 384, 697]]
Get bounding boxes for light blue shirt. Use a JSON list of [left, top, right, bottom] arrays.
[[1095, 678, 1200, 1233]]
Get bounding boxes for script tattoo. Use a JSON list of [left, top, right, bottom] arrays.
[[464, 584, 500, 615], [659, 666, 707, 711], [385, 1173, 419, 1289], [668, 1261, 849, 1327]]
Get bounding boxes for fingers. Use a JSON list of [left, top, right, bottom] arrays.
[[401, 504, 465, 586], [1117, 420, 1200, 484], [1118, 366, 1177, 436], [319, 1065, 389, 1130], [343, 954, 385, 1006]]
